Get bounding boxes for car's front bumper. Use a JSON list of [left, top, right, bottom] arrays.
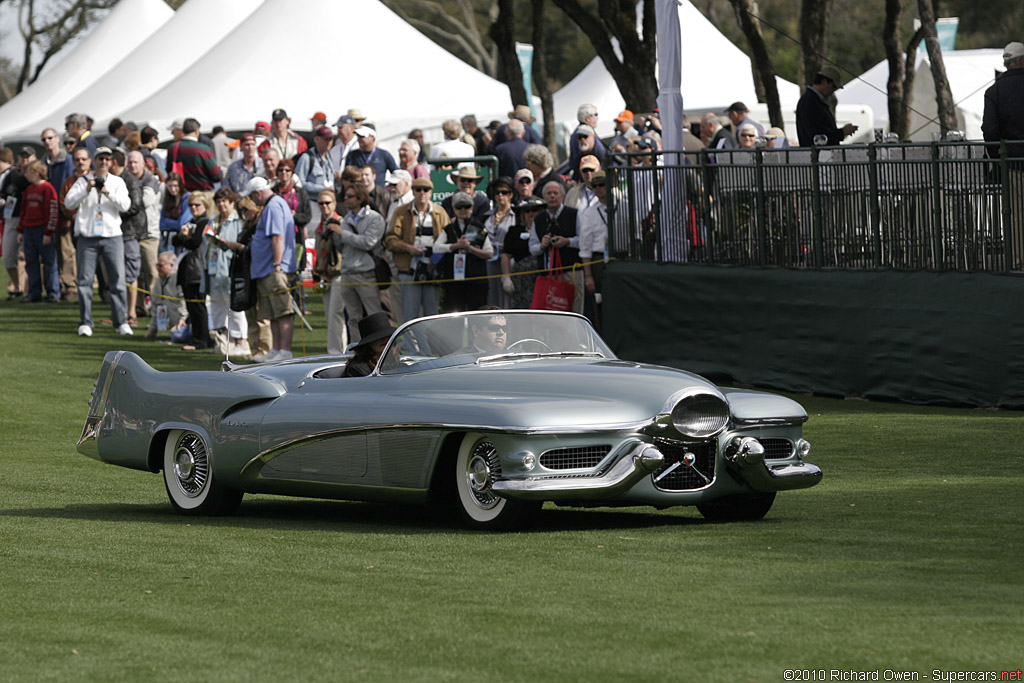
[[728, 437, 822, 492], [492, 443, 665, 501]]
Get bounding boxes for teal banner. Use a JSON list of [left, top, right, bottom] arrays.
[[515, 42, 540, 135]]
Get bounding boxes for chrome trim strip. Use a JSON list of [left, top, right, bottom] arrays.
[[726, 437, 822, 492], [732, 416, 808, 427], [491, 443, 664, 501]]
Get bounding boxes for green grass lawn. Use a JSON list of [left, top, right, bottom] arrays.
[[1, 283, 1021, 682]]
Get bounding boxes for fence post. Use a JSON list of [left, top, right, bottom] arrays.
[[811, 146, 823, 267], [607, 163, 619, 257], [929, 142, 944, 270], [1000, 140, 1012, 272], [700, 150, 715, 260], [868, 144, 882, 267], [755, 148, 767, 266]]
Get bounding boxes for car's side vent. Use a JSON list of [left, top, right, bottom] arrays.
[[539, 445, 611, 470], [759, 438, 793, 459]]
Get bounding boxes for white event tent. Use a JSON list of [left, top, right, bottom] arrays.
[[5, 0, 266, 140], [842, 48, 1004, 141], [114, 0, 512, 152], [553, 0, 800, 139], [0, 0, 173, 141]]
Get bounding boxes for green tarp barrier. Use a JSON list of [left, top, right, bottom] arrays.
[[602, 262, 1024, 408]]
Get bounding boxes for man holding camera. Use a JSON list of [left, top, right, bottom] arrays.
[[385, 176, 450, 323], [64, 146, 132, 337]]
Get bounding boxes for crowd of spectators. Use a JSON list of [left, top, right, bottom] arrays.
[[0, 98, 802, 360]]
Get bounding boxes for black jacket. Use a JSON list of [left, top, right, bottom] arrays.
[[796, 86, 842, 147], [982, 68, 1024, 159], [118, 171, 147, 241], [534, 206, 579, 266], [171, 216, 208, 285]]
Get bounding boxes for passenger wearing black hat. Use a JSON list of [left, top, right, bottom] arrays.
[[341, 311, 396, 377]]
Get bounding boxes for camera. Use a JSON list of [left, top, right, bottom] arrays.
[[93, 176, 105, 192]]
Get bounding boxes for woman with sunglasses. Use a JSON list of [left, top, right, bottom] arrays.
[[313, 189, 347, 354], [503, 196, 544, 309], [172, 191, 212, 350], [513, 168, 535, 206], [484, 176, 515, 306]]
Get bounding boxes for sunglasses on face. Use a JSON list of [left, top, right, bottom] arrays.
[[740, 133, 756, 138], [495, 189, 512, 195], [517, 178, 532, 185], [317, 200, 334, 206], [591, 182, 605, 188], [483, 324, 506, 333], [188, 203, 204, 208], [413, 187, 431, 193]]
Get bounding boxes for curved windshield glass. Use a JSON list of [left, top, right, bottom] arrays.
[[378, 311, 614, 375]]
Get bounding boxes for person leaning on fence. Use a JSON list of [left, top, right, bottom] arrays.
[[982, 42, 1024, 268], [796, 64, 858, 147], [331, 183, 385, 345], [385, 176, 449, 324]]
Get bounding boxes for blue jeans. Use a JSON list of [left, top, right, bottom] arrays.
[[398, 272, 440, 322], [77, 235, 128, 328], [22, 227, 59, 299]]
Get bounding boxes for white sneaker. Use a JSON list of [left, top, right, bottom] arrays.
[[77, 324, 93, 337], [276, 350, 293, 361], [252, 349, 280, 363], [116, 323, 134, 336], [228, 341, 252, 359]]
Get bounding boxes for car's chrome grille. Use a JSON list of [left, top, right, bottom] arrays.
[[760, 438, 793, 460], [651, 438, 717, 491], [539, 445, 611, 470]]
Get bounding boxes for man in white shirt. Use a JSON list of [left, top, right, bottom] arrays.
[[328, 114, 359, 183], [64, 146, 133, 337]]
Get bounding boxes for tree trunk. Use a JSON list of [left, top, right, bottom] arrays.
[[895, 28, 925, 140], [530, 0, 556, 154], [883, 0, 905, 137], [549, 0, 658, 113], [917, 0, 957, 135], [799, 0, 833, 90], [729, 0, 783, 128], [489, 0, 528, 106]]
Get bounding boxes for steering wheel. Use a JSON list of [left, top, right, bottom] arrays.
[[506, 338, 552, 353]]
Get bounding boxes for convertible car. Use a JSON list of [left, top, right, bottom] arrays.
[[77, 310, 822, 529]]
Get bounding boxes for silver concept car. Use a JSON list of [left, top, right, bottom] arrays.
[[77, 310, 822, 529]]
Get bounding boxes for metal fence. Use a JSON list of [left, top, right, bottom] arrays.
[[606, 140, 1024, 272]]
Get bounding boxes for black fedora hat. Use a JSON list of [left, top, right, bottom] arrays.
[[354, 312, 396, 349]]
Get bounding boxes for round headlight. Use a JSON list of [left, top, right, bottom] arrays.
[[670, 392, 730, 438]]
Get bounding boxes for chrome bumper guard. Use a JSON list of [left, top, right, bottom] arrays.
[[728, 437, 822, 492], [76, 416, 102, 460], [492, 443, 665, 501]]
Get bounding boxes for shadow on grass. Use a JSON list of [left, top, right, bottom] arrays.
[[2, 497, 722, 533]]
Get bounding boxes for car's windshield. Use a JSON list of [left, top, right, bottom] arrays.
[[377, 311, 614, 375]]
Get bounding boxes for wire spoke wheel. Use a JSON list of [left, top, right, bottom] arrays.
[[454, 432, 539, 530], [162, 429, 242, 516]]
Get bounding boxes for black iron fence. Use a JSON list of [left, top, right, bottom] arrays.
[[606, 140, 1024, 272]]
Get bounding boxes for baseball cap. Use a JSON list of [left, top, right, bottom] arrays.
[[514, 168, 534, 183], [167, 118, 184, 132], [94, 146, 113, 157], [254, 121, 270, 132], [354, 126, 375, 138], [334, 114, 356, 127], [240, 176, 271, 197], [311, 111, 326, 121], [314, 125, 333, 140], [576, 124, 595, 137], [579, 155, 600, 171], [1003, 42, 1024, 61], [386, 169, 412, 185], [239, 132, 256, 143], [411, 177, 433, 190], [452, 192, 474, 210], [18, 145, 36, 157], [614, 110, 634, 123], [271, 108, 288, 121]]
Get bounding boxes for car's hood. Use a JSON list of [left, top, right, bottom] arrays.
[[378, 358, 718, 429]]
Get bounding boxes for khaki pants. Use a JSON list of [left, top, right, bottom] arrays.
[[59, 224, 77, 295]]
